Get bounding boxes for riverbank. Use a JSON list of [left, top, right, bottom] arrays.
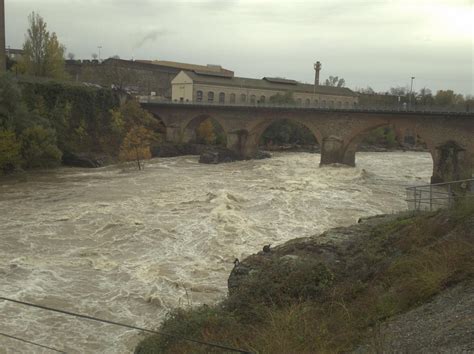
[[135, 200, 474, 353]]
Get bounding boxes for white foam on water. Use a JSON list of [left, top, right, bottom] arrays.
[[0, 152, 432, 353]]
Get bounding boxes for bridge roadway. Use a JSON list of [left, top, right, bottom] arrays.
[[142, 102, 474, 183]]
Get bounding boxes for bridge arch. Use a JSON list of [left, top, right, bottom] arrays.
[[239, 117, 323, 159], [340, 120, 474, 183], [181, 114, 227, 145]]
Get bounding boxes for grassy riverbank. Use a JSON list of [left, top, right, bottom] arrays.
[[135, 200, 474, 353]]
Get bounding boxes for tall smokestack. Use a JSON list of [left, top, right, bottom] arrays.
[[314, 61, 321, 87], [0, 0, 5, 73]]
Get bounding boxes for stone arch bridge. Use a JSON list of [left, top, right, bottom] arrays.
[[142, 103, 474, 183]]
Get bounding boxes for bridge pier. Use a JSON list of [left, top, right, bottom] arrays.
[[320, 136, 350, 166], [431, 141, 472, 183], [226, 130, 258, 159], [165, 126, 184, 143]]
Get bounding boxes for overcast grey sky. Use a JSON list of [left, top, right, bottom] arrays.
[[6, 0, 474, 95]]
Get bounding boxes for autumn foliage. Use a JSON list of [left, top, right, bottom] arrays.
[[119, 126, 154, 170]]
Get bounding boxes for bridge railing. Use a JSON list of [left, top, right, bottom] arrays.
[[406, 179, 474, 211], [138, 97, 473, 114]]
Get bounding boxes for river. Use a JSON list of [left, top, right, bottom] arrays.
[[0, 152, 432, 353]]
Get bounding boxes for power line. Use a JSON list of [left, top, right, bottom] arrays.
[[0, 296, 253, 354], [0, 331, 66, 353]]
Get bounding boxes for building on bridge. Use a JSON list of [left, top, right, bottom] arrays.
[[171, 70, 358, 107]]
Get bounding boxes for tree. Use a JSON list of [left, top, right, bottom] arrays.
[[196, 119, 216, 144], [418, 87, 434, 105], [269, 91, 296, 105], [0, 129, 22, 173], [20, 126, 62, 168], [119, 126, 153, 170], [434, 90, 464, 106], [67, 52, 75, 60], [91, 53, 98, 60], [389, 86, 408, 96], [16, 12, 67, 79], [324, 76, 345, 87]]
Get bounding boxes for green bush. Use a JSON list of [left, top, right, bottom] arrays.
[[20, 126, 62, 168]]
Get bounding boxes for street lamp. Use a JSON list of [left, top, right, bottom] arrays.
[[98, 46, 102, 61], [409, 76, 415, 110]]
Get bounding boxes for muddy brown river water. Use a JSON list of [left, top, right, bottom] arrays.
[[0, 152, 432, 353]]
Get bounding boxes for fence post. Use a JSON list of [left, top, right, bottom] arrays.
[[448, 184, 452, 208], [430, 185, 433, 211]]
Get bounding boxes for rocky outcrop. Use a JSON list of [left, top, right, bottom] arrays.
[[228, 214, 398, 295], [198, 147, 240, 164], [62, 152, 108, 168]]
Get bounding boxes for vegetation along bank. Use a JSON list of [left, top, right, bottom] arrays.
[[135, 200, 474, 353]]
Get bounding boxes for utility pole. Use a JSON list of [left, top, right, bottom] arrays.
[[0, 0, 6, 73], [409, 76, 415, 110], [98, 46, 102, 61]]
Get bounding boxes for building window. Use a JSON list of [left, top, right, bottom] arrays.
[[219, 92, 225, 103], [297, 98, 302, 105], [260, 95, 266, 104], [329, 101, 334, 108], [305, 99, 310, 106], [230, 93, 236, 104], [337, 101, 342, 108], [344, 102, 349, 108], [196, 90, 203, 102], [208, 91, 214, 103], [314, 99, 319, 107], [241, 94, 247, 103], [322, 100, 326, 107], [250, 95, 256, 104]]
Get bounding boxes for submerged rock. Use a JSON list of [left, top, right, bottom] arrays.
[[199, 148, 240, 164]]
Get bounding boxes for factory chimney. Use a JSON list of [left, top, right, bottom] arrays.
[[314, 61, 321, 87]]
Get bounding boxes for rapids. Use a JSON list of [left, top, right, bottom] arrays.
[[0, 152, 432, 353]]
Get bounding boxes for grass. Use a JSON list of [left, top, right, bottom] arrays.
[[135, 200, 474, 353]]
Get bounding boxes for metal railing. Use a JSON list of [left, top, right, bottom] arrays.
[[138, 97, 474, 115], [406, 179, 474, 211]]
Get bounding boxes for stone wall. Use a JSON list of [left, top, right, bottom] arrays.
[[65, 59, 180, 98]]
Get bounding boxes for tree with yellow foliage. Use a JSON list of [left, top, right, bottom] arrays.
[[16, 12, 67, 79], [196, 119, 216, 144], [119, 126, 154, 170]]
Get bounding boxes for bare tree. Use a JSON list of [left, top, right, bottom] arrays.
[[324, 76, 345, 87]]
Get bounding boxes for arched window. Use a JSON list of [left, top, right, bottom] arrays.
[[337, 101, 342, 108], [296, 98, 302, 105], [322, 100, 326, 107], [305, 99, 310, 106], [208, 91, 214, 103], [241, 94, 247, 103], [219, 92, 225, 103], [344, 101, 349, 108], [329, 101, 334, 108], [250, 95, 256, 104], [353, 102, 357, 107], [196, 90, 203, 102], [230, 93, 236, 104], [260, 95, 266, 104], [314, 99, 319, 107]]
